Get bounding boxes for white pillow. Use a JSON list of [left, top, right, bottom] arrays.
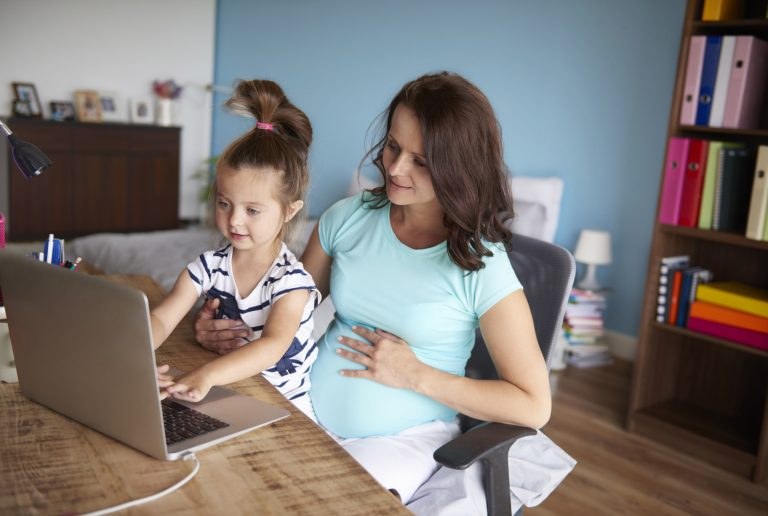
[[508, 176, 563, 243]]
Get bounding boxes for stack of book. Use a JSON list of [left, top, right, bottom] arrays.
[[658, 140, 767, 240], [687, 281, 768, 351], [563, 288, 611, 368]]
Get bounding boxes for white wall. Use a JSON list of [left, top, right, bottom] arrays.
[[0, 0, 215, 219]]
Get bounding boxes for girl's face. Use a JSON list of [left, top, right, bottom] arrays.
[[214, 165, 302, 255], [381, 104, 438, 208]]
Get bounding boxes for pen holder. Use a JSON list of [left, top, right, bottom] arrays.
[[0, 307, 17, 383]]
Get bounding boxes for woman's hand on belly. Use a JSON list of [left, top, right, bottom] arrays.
[[335, 326, 429, 391]]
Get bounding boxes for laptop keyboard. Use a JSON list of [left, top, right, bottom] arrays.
[[161, 399, 230, 445]]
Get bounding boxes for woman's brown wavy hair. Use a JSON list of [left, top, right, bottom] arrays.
[[362, 71, 515, 271]]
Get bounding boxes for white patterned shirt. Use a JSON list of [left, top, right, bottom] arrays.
[[187, 242, 319, 402]]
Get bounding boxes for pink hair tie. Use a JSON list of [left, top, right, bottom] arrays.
[[256, 121, 274, 131]]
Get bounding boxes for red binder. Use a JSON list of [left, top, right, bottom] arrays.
[[678, 139, 710, 227]]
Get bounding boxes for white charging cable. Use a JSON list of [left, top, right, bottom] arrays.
[[81, 452, 200, 515]]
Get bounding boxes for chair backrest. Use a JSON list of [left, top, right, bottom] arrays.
[[466, 233, 576, 381]]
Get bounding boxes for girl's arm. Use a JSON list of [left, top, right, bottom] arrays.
[[150, 270, 201, 350], [300, 224, 332, 298], [337, 289, 552, 429], [193, 222, 330, 350], [167, 289, 311, 401]]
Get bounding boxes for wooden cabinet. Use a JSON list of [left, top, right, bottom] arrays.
[[627, 0, 768, 483], [3, 118, 180, 240]]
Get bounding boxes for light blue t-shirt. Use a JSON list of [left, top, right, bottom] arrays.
[[309, 194, 522, 438]]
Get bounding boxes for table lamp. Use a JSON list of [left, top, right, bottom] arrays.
[[574, 229, 612, 291], [0, 119, 52, 383]]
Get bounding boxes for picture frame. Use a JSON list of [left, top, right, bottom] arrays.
[[73, 90, 102, 123], [129, 97, 154, 124], [49, 101, 76, 122], [11, 82, 42, 118], [99, 91, 126, 122], [12, 99, 33, 117]]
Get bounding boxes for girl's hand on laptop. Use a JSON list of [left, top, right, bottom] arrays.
[[156, 364, 175, 400], [164, 369, 212, 403], [194, 298, 252, 354]]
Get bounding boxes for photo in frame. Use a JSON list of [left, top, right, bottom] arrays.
[[73, 90, 102, 122], [99, 91, 126, 122], [12, 99, 33, 117], [49, 101, 76, 122], [129, 97, 153, 124], [12, 82, 42, 118]]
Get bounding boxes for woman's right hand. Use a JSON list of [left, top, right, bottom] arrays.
[[194, 297, 252, 354]]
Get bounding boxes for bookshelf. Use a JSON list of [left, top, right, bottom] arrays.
[[627, 0, 768, 484]]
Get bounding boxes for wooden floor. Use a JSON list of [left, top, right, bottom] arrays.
[[527, 359, 768, 515]]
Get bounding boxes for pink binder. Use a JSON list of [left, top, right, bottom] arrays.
[[658, 137, 690, 225], [687, 316, 768, 351], [722, 36, 768, 129], [679, 36, 706, 126]]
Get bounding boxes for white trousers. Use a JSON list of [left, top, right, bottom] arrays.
[[309, 413, 576, 515]]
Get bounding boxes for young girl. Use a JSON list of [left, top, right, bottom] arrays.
[[152, 79, 319, 417]]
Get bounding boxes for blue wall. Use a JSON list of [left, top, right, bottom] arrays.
[[212, 0, 687, 337]]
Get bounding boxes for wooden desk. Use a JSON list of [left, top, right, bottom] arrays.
[[0, 275, 409, 515]]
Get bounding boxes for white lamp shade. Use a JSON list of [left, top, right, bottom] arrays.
[[574, 229, 612, 265]]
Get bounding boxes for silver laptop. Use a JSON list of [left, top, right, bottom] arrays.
[[0, 251, 289, 460]]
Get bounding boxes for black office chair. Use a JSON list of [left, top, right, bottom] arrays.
[[433, 232, 576, 516]]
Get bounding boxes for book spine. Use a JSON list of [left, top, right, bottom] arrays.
[[657, 256, 690, 323], [711, 145, 728, 230], [709, 36, 736, 127], [695, 36, 723, 126], [676, 269, 695, 326], [668, 269, 685, 324], [697, 284, 768, 318], [659, 138, 691, 224], [687, 316, 768, 350], [701, 0, 745, 21], [714, 147, 755, 233], [745, 146, 768, 240], [689, 301, 768, 334], [678, 139, 709, 227], [723, 36, 768, 129], [680, 37, 706, 126]]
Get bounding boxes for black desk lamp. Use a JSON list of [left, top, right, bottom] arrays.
[[0, 120, 53, 178], [0, 120, 52, 383]]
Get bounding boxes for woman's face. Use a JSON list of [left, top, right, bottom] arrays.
[[381, 104, 438, 208]]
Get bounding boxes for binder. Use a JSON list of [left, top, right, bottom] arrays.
[[695, 36, 723, 125], [746, 146, 768, 240], [687, 316, 768, 351], [658, 137, 690, 225], [701, 0, 745, 21], [722, 36, 768, 129], [696, 281, 768, 318], [699, 142, 744, 230], [689, 301, 768, 334], [712, 147, 755, 233], [678, 139, 709, 227], [708, 36, 736, 127], [679, 36, 706, 126]]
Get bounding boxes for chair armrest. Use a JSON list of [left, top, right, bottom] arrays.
[[434, 422, 536, 469], [433, 422, 537, 516]]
